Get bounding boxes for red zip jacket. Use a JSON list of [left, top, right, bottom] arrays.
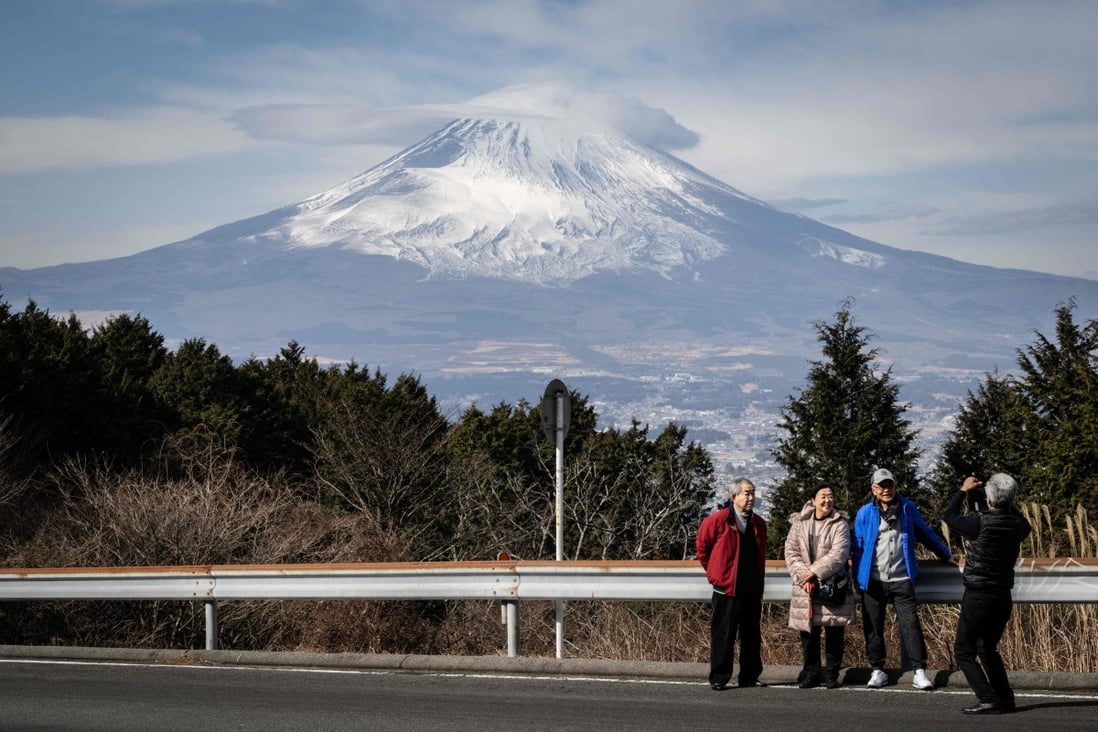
[[696, 507, 768, 594]]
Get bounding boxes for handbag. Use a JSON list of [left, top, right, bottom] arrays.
[[807, 523, 849, 605], [810, 572, 849, 605]]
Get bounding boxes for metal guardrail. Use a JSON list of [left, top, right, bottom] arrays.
[[3, 558, 1096, 602], [2, 558, 1096, 655]]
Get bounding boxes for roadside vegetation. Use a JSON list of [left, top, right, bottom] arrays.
[[0, 291, 1094, 672]]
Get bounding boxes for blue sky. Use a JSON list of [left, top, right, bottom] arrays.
[[2, 0, 1096, 278]]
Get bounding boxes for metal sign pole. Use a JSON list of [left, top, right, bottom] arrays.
[[540, 378, 570, 660], [555, 391, 565, 659]]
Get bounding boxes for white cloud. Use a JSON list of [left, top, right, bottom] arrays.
[[927, 202, 1098, 237], [156, 43, 471, 112], [229, 105, 456, 146], [0, 109, 252, 174], [0, 223, 206, 269], [228, 82, 700, 152], [467, 82, 700, 150], [633, 1, 1098, 192]]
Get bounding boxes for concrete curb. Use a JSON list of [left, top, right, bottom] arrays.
[[1, 645, 1094, 691]]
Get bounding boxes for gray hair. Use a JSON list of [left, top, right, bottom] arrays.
[[985, 473, 1019, 508], [730, 477, 755, 497]]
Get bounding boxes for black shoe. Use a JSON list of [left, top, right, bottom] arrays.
[[1001, 701, 1016, 713], [823, 677, 842, 689], [798, 676, 820, 689], [710, 681, 728, 691], [737, 680, 767, 688], [962, 702, 1003, 715]]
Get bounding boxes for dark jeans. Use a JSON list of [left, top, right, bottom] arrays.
[[800, 625, 845, 681], [955, 588, 1015, 707], [709, 590, 763, 686], [860, 578, 927, 671]]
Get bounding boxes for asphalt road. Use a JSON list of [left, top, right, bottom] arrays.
[[1, 659, 1097, 732]]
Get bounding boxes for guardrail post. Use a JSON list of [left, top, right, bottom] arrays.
[[204, 599, 219, 650], [504, 600, 521, 657]]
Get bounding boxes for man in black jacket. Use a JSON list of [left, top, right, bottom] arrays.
[[943, 473, 1032, 715]]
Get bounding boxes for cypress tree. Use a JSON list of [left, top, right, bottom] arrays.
[[768, 302, 922, 556], [1015, 301, 1098, 515]]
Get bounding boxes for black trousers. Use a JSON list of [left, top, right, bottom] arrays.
[[955, 587, 1015, 706], [709, 590, 763, 686], [860, 578, 928, 671], [800, 625, 845, 681]]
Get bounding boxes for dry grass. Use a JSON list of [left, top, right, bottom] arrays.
[[0, 441, 411, 650]]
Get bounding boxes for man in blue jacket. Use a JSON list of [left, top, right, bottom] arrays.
[[852, 468, 953, 691]]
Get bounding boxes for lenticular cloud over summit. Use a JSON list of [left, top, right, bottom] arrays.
[[462, 82, 702, 151], [231, 82, 701, 153]]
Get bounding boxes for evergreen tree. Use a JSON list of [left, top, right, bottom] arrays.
[[932, 303, 1098, 523], [567, 420, 714, 560], [311, 366, 453, 552], [447, 400, 543, 480], [87, 313, 170, 464], [925, 372, 1035, 501], [236, 341, 326, 478], [768, 302, 922, 556], [0, 300, 98, 477], [148, 338, 246, 448], [444, 399, 551, 559], [1015, 301, 1098, 514], [0, 298, 172, 482]]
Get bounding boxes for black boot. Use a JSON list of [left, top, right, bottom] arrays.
[[798, 670, 820, 689]]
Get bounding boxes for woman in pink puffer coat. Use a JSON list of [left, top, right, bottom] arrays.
[[785, 482, 856, 688]]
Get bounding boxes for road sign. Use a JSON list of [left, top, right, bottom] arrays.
[[540, 379, 571, 442]]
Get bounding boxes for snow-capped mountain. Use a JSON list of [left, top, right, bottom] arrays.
[[4, 86, 1098, 477], [275, 115, 736, 284]]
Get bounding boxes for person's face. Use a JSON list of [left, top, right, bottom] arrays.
[[872, 479, 897, 505], [812, 487, 835, 517], [732, 483, 756, 515]]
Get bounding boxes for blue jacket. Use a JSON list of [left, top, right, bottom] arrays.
[[852, 495, 951, 589]]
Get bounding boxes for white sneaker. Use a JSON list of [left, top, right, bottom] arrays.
[[867, 669, 888, 688], [912, 668, 934, 690]]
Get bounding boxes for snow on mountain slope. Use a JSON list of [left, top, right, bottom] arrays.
[[254, 113, 779, 284], [795, 237, 886, 268]]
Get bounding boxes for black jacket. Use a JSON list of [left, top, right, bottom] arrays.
[[944, 489, 1032, 591]]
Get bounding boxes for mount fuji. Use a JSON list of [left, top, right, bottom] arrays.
[[4, 84, 1097, 474]]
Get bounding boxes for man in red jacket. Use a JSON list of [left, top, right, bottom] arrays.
[[696, 477, 768, 690]]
